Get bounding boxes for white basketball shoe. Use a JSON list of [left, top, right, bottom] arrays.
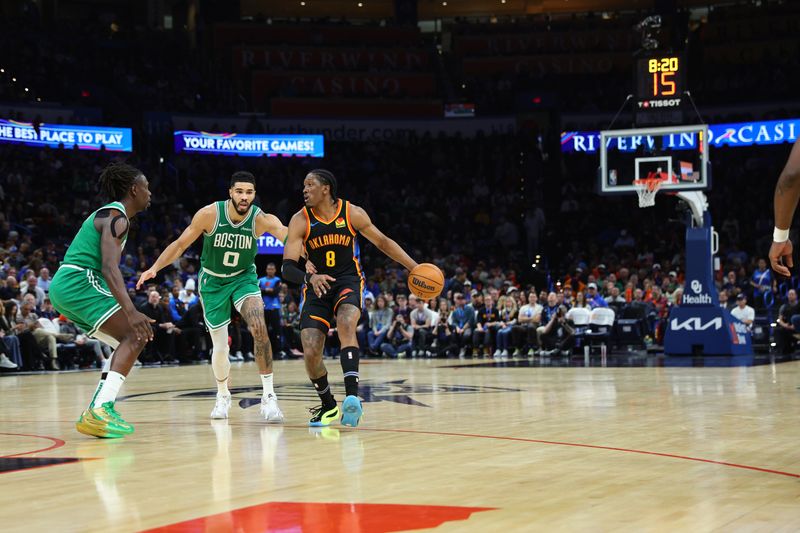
[[260, 394, 285, 423], [210, 394, 232, 419]]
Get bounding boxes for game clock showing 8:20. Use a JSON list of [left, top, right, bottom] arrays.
[[635, 55, 685, 125], [636, 55, 683, 101]]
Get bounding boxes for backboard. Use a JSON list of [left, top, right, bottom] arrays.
[[598, 124, 709, 195]]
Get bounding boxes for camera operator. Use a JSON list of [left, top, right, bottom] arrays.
[[538, 305, 575, 356], [379, 313, 414, 358]]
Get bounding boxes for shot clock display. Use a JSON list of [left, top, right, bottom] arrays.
[[635, 54, 685, 125]]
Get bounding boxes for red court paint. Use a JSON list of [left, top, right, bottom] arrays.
[[0, 432, 66, 458], [142, 501, 494, 533], [358, 427, 800, 479], [13, 420, 798, 480]]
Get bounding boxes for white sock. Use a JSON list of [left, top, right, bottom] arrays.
[[210, 327, 231, 397], [261, 373, 274, 397], [94, 371, 125, 406], [216, 377, 230, 396]]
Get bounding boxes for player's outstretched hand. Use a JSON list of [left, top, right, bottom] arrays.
[[306, 261, 318, 275], [128, 310, 156, 342], [309, 273, 335, 297], [136, 268, 157, 290], [769, 239, 794, 278]]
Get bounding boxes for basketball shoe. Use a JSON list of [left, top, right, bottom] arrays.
[[341, 395, 363, 428], [210, 394, 232, 419], [308, 403, 340, 427], [76, 402, 133, 438], [260, 394, 285, 423]]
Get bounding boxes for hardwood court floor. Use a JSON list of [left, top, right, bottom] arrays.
[[1, 357, 800, 532]]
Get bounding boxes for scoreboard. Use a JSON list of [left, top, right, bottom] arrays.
[[635, 55, 685, 125]]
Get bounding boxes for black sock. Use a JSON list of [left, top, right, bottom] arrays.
[[311, 373, 336, 409], [340, 346, 360, 397]]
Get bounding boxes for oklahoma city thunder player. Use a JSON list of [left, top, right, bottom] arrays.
[[282, 169, 419, 427]]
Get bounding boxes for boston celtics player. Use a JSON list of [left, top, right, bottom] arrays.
[[282, 169, 418, 427], [138, 171, 287, 421], [49, 162, 154, 439]]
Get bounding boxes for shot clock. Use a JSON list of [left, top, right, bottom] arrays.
[[635, 54, 685, 125]]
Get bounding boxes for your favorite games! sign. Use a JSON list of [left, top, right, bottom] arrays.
[[174, 131, 324, 157], [0, 119, 132, 152]]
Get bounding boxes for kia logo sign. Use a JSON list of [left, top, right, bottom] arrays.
[[670, 317, 722, 331]]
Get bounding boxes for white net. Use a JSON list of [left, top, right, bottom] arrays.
[[634, 179, 663, 208]]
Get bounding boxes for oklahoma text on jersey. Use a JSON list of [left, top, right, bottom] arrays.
[[306, 233, 352, 251]]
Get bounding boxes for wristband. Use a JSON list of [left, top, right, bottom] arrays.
[[773, 227, 790, 243]]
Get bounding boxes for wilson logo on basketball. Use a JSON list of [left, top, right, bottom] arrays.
[[412, 277, 435, 291]]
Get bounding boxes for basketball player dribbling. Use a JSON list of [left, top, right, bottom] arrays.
[[770, 139, 800, 277], [281, 169, 419, 427], [138, 171, 291, 422], [48, 162, 154, 438]]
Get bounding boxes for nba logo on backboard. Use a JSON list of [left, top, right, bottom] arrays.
[[609, 169, 618, 186]]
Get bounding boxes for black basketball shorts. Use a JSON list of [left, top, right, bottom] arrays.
[[300, 276, 364, 332]]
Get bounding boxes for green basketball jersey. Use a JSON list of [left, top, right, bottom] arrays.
[[200, 200, 261, 276], [62, 201, 128, 271]]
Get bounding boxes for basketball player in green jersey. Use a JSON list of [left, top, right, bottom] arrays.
[[770, 138, 800, 277], [49, 162, 154, 439], [282, 169, 418, 427], [138, 171, 287, 421]]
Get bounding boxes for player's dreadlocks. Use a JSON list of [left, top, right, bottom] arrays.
[[98, 162, 142, 201], [309, 169, 338, 201]]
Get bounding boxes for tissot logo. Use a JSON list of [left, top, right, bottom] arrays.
[[638, 98, 681, 108], [670, 317, 722, 331]]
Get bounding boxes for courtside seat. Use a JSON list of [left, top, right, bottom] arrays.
[[585, 307, 615, 351], [566, 307, 591, 351]]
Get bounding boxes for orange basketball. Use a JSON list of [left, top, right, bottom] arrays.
[[408, 263, 444, 299]]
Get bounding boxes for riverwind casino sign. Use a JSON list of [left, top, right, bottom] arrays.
[[561, 118, 800, 153]]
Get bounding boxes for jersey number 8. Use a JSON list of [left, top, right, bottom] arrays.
[[326, 250, 336, 267], [223, 251, 240, 267]]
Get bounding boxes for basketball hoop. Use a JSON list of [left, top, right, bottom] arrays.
[[633, 177, 666, 208]]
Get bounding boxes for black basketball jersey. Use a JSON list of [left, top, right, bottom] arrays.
[[303, 199, 363, 279]]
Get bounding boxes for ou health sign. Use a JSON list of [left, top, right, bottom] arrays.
[[175, 131, 324, 157], [0, 119, 132, 151]]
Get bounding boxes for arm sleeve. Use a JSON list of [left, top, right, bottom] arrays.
[[281, 259, 308, 285]]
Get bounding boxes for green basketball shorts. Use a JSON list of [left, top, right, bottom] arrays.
[[197, 267, 262, 330], [49, 264, 121, 336]]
